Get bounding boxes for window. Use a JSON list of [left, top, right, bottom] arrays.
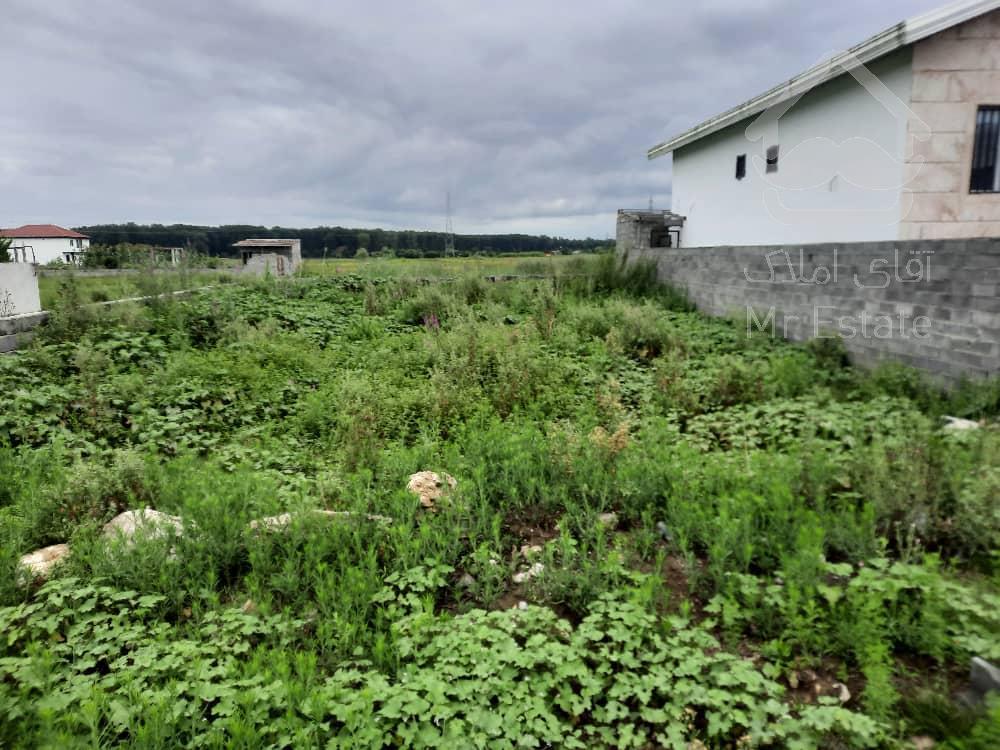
[[766, 145, 779, 173], [735, 154, 746, 180], [971, 106, 1000, 193]]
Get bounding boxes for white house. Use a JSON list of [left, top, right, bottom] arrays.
[[648, 0, 1000, 248], [0, 224, 90, 265]]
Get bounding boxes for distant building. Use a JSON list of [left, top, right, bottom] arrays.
[[0, 224, 90, 264], [645, 0, 1000, 247], [232, 238, 302, 276]]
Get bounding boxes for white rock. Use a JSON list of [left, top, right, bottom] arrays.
[[18, 543, 71, 580], [512, 562, 545, 584], [944, 416, 980, 431], [971, 656, 1000, 698], [103, 508, 184, 544], [597, 512, 619, 529], [834, 682, 851, 703], [517, 601, 529, 610], [248, 512, 294, 531], [519, 544, 543, 557], [248, 509, 392, 531], [406, 471, 457, 510]]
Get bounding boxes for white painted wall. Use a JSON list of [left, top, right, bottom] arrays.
[[671, 49, 915, 247], [7, 237, 90, 265], [0, 263, 42, 316]]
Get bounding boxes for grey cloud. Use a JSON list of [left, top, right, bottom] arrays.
[[1, 0, 944, 237]]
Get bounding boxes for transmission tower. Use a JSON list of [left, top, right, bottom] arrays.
[[444, 191, 456, 257]]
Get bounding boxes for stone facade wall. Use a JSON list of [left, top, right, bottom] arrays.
[[902, 8, 1000, 240], [621, 238, 1000, 381]]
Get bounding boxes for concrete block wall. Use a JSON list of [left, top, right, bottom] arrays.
[[622, 238, 1000, 381]]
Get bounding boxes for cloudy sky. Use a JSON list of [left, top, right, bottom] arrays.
[[2, 0, 943, 238]]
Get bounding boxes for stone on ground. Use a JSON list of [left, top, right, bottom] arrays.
[[18, 543, 71, 580], [513, 562, 545, 584], [248, 509, 393, 531], [407, 471, 457, 510], [597, 512, 619, 529], [103, 508, 184, 544], [970, 656, 1000, 699], [943, 416, 980, 431]]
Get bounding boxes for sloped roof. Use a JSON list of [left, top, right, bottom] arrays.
[[647, 0, 1000, 159], [0, 224, 89, 239], [232, 238, 298, 247]]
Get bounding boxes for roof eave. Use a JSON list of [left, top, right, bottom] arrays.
[[647, 0, 1000, 160]]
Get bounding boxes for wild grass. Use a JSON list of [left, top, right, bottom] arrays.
[[36, 269, 234, 308], [300, 252, 587, 279], [0, 260, 997, 747]]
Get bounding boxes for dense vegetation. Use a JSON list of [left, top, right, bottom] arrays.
[[74, 223, 610, 259], [1, 257, 998, 748]]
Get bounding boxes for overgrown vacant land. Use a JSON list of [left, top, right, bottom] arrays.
[[36, 270, 236, 309], [1, 258, 998, 748]]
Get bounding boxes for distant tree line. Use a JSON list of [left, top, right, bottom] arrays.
[[73, 224, 611, 258]]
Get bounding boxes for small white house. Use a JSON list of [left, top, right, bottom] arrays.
[[648, 0, 1000, 247], [0, 224, 90, 265]]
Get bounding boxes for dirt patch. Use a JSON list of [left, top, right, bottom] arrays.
[[492, 590, 527, 612], [661, 554, 694, 606], [504, 507, 561, 549]]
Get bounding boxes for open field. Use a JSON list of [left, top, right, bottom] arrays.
[[37, 270, 238, 309], [33, 256, 586, 309], [1, 258, 998, 747], [301, 253, 587, 279]]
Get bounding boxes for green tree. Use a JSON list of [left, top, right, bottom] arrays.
[[356, 232, 371, 254], [0, 237, 10, 263]]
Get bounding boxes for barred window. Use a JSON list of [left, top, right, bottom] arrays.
[[970, 105, 1000, 193]]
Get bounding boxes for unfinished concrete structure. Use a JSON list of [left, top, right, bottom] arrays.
[[0, 263, 45, 353], [233, 239, 302, 276], [615, 210, 686, 254]]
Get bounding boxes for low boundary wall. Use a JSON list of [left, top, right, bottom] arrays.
[[621, 238, 1000, 381]]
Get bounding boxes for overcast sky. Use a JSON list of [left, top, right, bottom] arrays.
[[1, 0, 944, 238]]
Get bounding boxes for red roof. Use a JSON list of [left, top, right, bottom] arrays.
[[0, 224, 89, 239]]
